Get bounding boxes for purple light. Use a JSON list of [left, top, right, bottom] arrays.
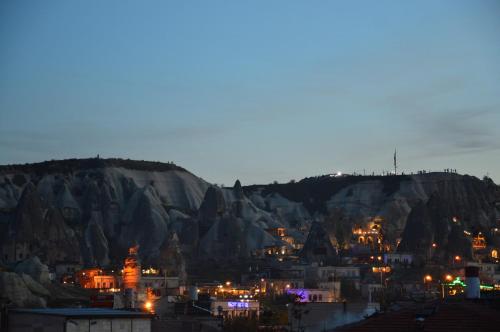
[[287, 289, 309, 302], [228, 301, 249, 309]]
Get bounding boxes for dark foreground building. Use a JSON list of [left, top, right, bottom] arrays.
[[335, 299, 500, 332], [7, 308, 153, 332]]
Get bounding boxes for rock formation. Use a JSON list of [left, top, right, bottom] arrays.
[[300, 222, 339, 265], [0, 158, 498, 268]]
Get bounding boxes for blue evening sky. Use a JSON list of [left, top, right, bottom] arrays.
[[1, 0, 500, 185]]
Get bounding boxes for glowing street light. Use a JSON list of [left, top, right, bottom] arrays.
[[144, 301, 153, 312], [442, 275, 453, 299], [423, 274, 433, 298], [225, 281, 231, 286]]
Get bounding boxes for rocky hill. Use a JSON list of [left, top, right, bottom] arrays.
[[1, 158, 499, 269], [0, 158, 210, 268], [246, 173, 500, 260]]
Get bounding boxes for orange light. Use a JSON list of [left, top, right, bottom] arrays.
[[373, 266, 391, 273], [454, 255, 461, 261], [432, 243, 437, 248], [424, 275, 432, 282], [445, 274, 453, 282], [144, 301, 153, 311], [226, 281, 231, 286]]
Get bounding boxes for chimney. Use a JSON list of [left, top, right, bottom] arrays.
[[465, 266, 480, 299]]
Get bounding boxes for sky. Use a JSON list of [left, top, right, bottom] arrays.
[[1, 0, 500, 185]]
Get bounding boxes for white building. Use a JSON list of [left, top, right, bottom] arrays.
[[466, 262, 498, 279], [287, 288, 338, 302], [211, 300, 260, 319], [383, 253, 413, 266], [307, 265, 361, 289]]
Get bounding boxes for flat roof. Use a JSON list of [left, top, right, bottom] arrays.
[[10, 308, 153, 319]]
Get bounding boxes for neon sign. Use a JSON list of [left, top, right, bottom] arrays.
[[228, 302, 249, 309], [445, 277, 466, 287]]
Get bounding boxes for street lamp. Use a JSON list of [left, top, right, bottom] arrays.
[[423, 275, 432, 298], [441, 275, 453, 299]]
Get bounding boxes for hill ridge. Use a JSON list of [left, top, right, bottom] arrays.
[[0, 158, 187, 175]]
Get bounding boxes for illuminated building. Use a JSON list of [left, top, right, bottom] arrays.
[[372, 266, 391, 273], [75, 268, 103, 289], [286, 288, 338, 303], [264, 279, 305, 295], [94, 275, 117, 290], [472, 233, 487, 250], [211, 300, 260, 319], [197, 283, 255, 299], [121, 245, 141, 309], [141, 275, 180, 297], [262, 244, 292, 257], [266, 227, 286, 238], [282, 235, 304, 251], [491, 249, 498, 259], [352, 217, 385, 251], [74, 268, 119, 291], [142, 267, 159, 275], [123, 245, 141, 291]]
